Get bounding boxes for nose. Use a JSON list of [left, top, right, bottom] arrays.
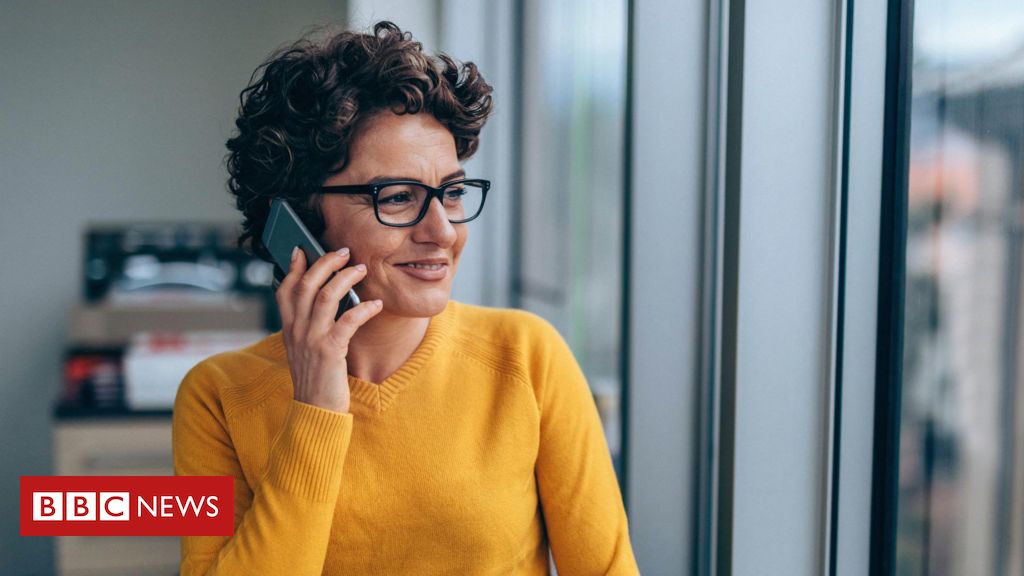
[[411, 195, 458, 246]]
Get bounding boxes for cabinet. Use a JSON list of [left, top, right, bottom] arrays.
[[53, 414, 178, 576]]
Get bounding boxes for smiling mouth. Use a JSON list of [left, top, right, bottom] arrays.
[[397, 263, 447, 270]]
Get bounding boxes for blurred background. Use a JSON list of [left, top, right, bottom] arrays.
[[3, 0, 1024, 575], [898, 1, 1024, 575]]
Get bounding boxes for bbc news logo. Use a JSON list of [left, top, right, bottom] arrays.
[[33, 490, 219, 521], [21, 476, 233, 536]]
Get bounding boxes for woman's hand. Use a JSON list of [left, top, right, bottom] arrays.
[[275, 246, 383, 413]]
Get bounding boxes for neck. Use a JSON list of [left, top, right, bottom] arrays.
[[344, 310, 431, 384]]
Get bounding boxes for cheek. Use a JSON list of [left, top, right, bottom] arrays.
[[361, 238, 403, 268], [454, 226, 469, 258], [322, 209, 401, 263], [320, 203, 364, 250], [357, 232, 408, 269]]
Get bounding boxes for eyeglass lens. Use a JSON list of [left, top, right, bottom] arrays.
[[375, 182, 485, 225]]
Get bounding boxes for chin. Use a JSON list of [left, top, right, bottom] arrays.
[[390, 291, 450, 318]]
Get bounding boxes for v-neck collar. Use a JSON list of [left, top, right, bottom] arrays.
[[262, 299, 458, 415]]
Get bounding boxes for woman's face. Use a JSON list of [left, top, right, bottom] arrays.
[[318, 111, 468, 319]]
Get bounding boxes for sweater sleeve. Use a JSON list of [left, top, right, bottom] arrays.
[[172, 360, 353, 576], [533, 321, 641, 575]]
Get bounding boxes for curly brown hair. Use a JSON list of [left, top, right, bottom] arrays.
[[225, 21, 494, 263]]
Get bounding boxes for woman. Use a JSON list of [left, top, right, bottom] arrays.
[[172, 21, 639, 575]]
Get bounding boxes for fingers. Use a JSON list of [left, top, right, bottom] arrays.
[[274, 247, 306, 332], [327, 299, 384, 349], [277, 247, 351, 340], [309, 262, 368, 336]]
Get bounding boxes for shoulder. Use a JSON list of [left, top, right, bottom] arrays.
[[173, 333, 284, 419], [450, 300, 563, 352], [448, 301, 572, 387]]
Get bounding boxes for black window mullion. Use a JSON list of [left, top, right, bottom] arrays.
[[869, 0, 915, 574]]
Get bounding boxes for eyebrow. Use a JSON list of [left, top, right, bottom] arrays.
[[367, 169, 466, 185]]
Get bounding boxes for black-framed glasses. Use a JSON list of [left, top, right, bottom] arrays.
[[319, 178, 491, 227]]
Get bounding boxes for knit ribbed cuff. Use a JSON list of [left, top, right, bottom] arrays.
[[265, 400, 354, 502]]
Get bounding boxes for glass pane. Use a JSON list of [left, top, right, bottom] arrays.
[[519, 0, 628, 474], [899, 2, 1024, 574]]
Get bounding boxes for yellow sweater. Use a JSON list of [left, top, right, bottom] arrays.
[[172, 299, 639, 575]]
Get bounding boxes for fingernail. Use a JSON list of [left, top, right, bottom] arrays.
[[291, 246, 299, 261], [337, 247, 350, 256], [374, 299, 383, 308]]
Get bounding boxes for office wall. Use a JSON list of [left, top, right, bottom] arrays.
[[0, 2, 346, 573]]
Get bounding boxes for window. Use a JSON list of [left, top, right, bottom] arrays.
[[518, 0, 629, 474], [895, 2, 1024, 574]]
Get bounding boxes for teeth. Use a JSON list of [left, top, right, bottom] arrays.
[[403, 263, 444, 270]]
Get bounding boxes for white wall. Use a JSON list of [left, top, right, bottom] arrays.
[[0, 2, 346, 573]]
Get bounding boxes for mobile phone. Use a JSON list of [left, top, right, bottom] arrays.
[[262, 198, 361, 320]]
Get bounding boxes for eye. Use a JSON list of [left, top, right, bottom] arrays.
[[445, 188, 466, 200], [379, 192, 414, 205]]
